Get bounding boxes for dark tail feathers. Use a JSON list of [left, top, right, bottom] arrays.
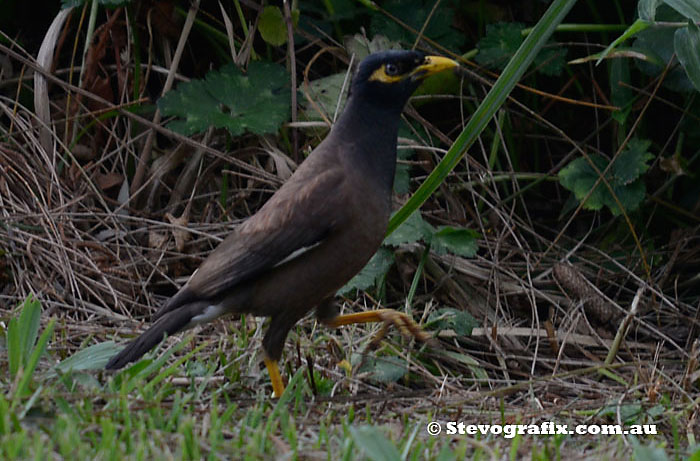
[[105, 303, 203, 370]]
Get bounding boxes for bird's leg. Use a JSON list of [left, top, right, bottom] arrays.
[[326, 309, 431, 344], [262, 314, 304, 398], [263, 356, 285, 398]]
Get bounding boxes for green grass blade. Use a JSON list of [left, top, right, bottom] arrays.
[[13, 319, 55, 404], [387, 0, 578, 235], [7, 295, 41, 379]]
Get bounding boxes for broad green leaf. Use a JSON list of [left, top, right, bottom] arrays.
[[600, 403, 644, 424], [633, 8, 695, 92], [431, 227, 480, 257], [664, 0, 700, 21], [393, 162, 411, 195], [476, 22, 525, 70], [51, 341, 123, 376], [345, 34, 402, 61], [558, 154, 610, 211], [476, 22, 566, 76], [638, 0, 663, 20], [383, 211, 432, 247], [259, 6, 287, 46], [299, 72, 349, 122], [349, 426, 402, 461], [370, 0, 464, 51], [613, 138, 653, 183], [632, 443, 670, 461], [338, 247, 394, 294], [427, 308, 478, 336], [607, 180, 647, 216], [533, 46, 567, 76], [558, 139, 653, 216], [356, 355, 408, 384], [159, 62, 290, 136], [674, 23, 700, 92]]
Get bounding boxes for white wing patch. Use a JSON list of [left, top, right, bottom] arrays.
[[273, 241, 323, 268], [189, 303, 226, 326]]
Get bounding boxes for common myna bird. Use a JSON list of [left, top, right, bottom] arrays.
[[106, 50, 459, 396]]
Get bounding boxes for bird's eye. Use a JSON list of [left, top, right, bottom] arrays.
[[385, 63, 399, 76]]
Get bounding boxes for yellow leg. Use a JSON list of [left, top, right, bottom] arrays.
[[263, 357, 285, 398], [326, 308, 431, 343]]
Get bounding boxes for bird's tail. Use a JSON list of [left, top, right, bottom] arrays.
[[105, 303, 204, 370]]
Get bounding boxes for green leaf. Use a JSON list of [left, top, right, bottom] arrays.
[[637, 0, 663, 20], [430, 227, 480, 257], [558, 154, 610, 211], [533, 46, 567, 76], [632, 443, 670, 461], [7, 295, 41, 379], [607, 179, 647, 216], [51, 341, 123, 376], [674, 23, 700, 92], [338, 247, 394, 295], [356, 355, 408, 384], [476, 22, 524, 70], [612, 138, 653, 183], [299, 73, 349, 122], [349, 426, 402, 461], [15, 319, 54, 401], [259, 6, 287, 46], [393, 162, 411, 194], [633, 8, 695, 92], [383, 211, 433, 247], [159, 62, 290, 136], [344, 34, 402, 61], [476, 22, 566, 76], [664, 0, 700, 21], [370, 0, 464, 51], [427, 308, 478, 336], [600, 403, 644, 424], [558, 139, 654, 216]]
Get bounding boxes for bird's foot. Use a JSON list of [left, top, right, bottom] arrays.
[[328, 308, 431, 345]]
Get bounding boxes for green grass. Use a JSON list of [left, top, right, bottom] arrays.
[[2, 296, 695, 460]]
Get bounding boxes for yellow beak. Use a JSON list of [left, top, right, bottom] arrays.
[[411, 55, 459, 79]]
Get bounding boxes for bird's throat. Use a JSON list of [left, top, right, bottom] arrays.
[[332, 96, 403, 192]]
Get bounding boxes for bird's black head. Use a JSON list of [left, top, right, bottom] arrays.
[[349, 50, 458, 114]]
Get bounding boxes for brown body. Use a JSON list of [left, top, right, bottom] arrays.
[[105, 51, 458, 395]]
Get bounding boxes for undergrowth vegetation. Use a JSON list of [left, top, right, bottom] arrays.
[[1, 0, 699, 458]]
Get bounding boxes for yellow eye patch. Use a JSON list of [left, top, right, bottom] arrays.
[[368, 65, 404, 83]]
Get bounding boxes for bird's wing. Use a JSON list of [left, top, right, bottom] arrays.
[[154, 166, 347, 318]]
